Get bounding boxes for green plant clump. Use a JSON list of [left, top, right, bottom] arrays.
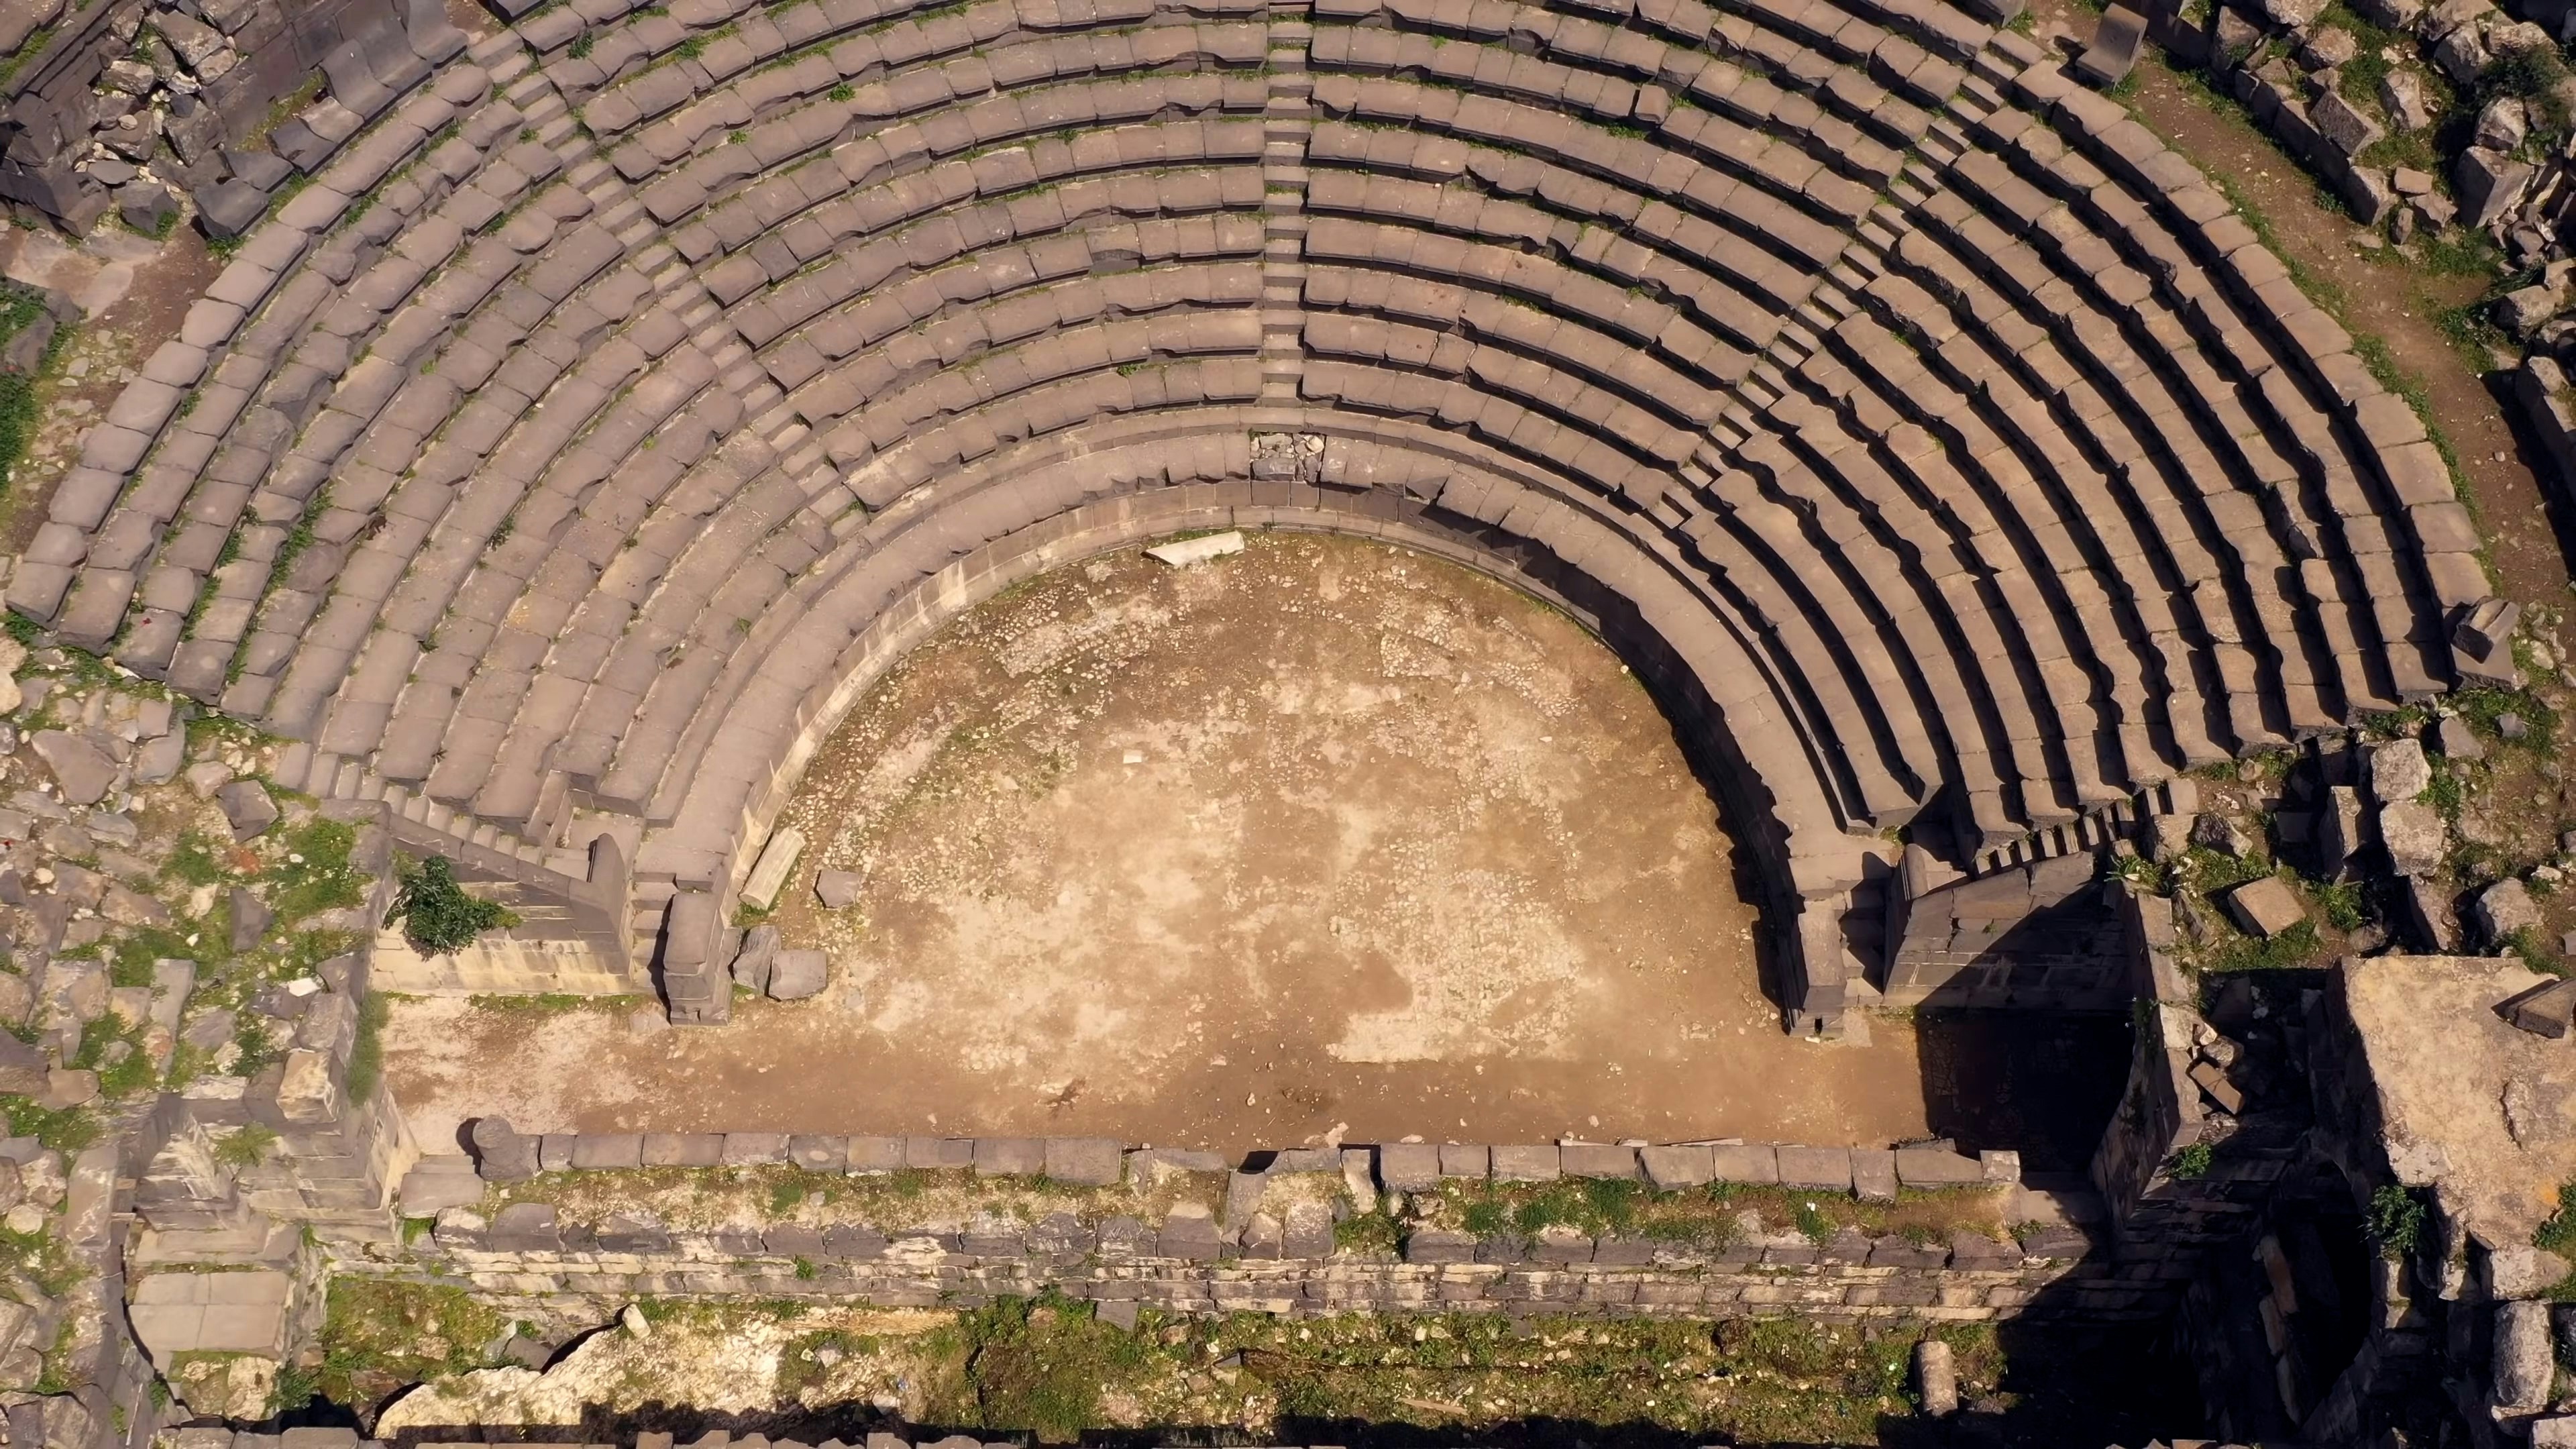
[[2372, 1183, 2429, 1258], [213, 1123, 279, 1169], [2167, 1142, 2214, 1181], [2533, 1181, 2576, 1256], [383, 855, 519, 954]]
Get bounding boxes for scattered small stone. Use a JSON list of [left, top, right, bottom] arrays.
[[2501, 712, 2530, 740], [182, 760, 233, 798], [814, 869, 861, 909], [621, 1304, 651, 1340], [2190, 812, 2253, 857]]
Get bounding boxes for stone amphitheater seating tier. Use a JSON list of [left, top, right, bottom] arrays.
[[12, 0, 2489, 1026]]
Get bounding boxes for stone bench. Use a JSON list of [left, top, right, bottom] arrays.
[[1301, 154, 1793, 350], [1709, 421, 2058, 826], [1817, 277, 2224, 794], [1946, 135, 2420, 715], [1894, 186, 2349, 740]]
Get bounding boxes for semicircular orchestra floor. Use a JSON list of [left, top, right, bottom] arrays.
[[386, 533, 2127, 1161]]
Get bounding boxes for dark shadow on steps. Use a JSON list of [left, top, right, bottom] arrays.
[[1909, 1010, 2135, 1175]]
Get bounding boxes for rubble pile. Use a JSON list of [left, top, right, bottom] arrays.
[[0, 0, 464, 238]]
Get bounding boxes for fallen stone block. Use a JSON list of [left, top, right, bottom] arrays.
[[2504, 976, 2576, 1038], [2222, 875, 2305, 938], [767, 949, 826, 1000], [1146, 530, 1244, 567]]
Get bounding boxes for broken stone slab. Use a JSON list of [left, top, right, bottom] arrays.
[[768, 949, 826, 1000], [2499, 1300, 2555, 1409], [2377, 799, 2446, 875], [730, 924, 777, 994], [2432, 713, 2485, 760], [133, 730, 183, 784], [2190, 811, 2253, 857], [2222, 875, 2306, 938], [30, 731, 114, 806], [215, 780, 275, 840], [227, 887, 273, 953], [1145, 531, 1245, 568], [0, 1036, 44, 1096], [0, 0, 66, 55], [2504, 975, 2576, 1038], [2189, 1058, 2245, 1113], [2477, 94, 2530, 152], [2475, 877, 2543, 947], [148, 9, 230, 72], [2256, 0, 2326, 25], [2491, 1243, 2572, 1297], [117, 182, 176, 235], [814, 869, 861, 908], [2318, 784, 2363, 877], [2497, 282, 2561, 338], [2367, 737, 2431, 802], [742, 826, 804, 909], [2298, 24, 2357, 68]]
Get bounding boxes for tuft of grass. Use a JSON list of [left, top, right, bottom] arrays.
[[213, 1123, 278, 1170], [1332, 1210, 1402, 1253], [2167, 1142, 2214, 1181], [262, 817, 366, 924], [2374, 1183, 2429, 1258], [312, 1279, 509, 1411], [343, 992, 390, 1103]]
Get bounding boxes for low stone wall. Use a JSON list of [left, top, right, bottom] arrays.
[[360, 1233, 2139, 1324], [403, 1124, 2151, 1320]]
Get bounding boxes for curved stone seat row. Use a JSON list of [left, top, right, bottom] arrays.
[[7, 0, 2488, 1022]]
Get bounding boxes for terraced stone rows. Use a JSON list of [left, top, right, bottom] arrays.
[[6, 0, 2491, 1021]]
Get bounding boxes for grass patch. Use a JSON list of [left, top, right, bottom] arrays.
[[343, 991, 388, 1102], [311, 1279, 510, 1411], [1421, 1176, 2004, 1250], [1, 1099, 96, 1153], [213, 1122, 278, 1170], [262, 817, 367, 923], [0, 283, 67, 496], [2202, 916, 2326, 971], [464, 992, 647, 1014]]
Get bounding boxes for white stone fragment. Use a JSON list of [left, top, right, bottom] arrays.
[[1144, 531, 1245, 568]]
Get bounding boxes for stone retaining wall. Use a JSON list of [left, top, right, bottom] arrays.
[[409, 1123, 2162, 1320], [357, 1236, 2139, 1323]]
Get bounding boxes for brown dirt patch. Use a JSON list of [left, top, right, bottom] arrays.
[[388, 533, 1949, 1155], [0, 221, 219, 554]]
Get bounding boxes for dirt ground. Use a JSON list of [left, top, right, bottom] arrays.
[[388, 533, 1962, 1155]]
